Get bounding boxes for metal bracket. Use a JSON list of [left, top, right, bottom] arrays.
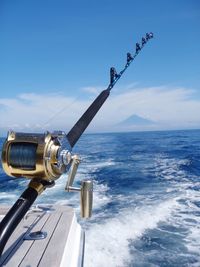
[[24, 231, 47, 240]]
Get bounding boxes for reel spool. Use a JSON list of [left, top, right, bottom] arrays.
[[1, 131, 72, 181]]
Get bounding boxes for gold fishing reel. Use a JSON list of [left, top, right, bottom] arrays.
[[1, 130, 93, 218], [1, 131, 72, 181]]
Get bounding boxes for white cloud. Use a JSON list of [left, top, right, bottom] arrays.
[[102, 86, 200, 127], [81, 86, 104, 95], [0, 85, 200, 135]]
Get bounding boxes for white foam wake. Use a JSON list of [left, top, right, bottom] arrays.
[[154, 154, 200, 264], [154, 154, 190, 181], [84, 198, 178, 267]]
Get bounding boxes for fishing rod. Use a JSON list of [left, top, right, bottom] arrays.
[[0, 32, 153, 257]]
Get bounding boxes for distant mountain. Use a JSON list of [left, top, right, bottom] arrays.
[[118, 114, 154, 126]]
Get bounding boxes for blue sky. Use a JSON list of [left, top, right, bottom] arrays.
[[0, 0, 200, 135]]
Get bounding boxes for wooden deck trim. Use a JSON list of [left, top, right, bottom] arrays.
[[0, 209, 47, 265], [1, 213, 50, 267], [38, 209, 74, 266], [0, 205, 79, 267], [19, 212, 62, 267]]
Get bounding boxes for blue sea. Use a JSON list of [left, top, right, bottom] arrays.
[[0, 130, 200, 267]]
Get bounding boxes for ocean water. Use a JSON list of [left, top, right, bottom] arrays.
[[0, 129, 200, 267]]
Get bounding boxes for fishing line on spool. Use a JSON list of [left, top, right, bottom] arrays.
[[9, 143, 37, 170]]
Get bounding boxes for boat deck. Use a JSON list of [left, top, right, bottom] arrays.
[[0, 205, 84, 267]]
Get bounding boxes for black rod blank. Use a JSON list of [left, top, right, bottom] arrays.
[[0, 187, 38, 258], [67, 89, 110, 147]]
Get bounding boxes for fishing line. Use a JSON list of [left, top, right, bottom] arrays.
[[39, 32, 153, 131], [41, 95, 81, 129], [35, 32, 154, 132]]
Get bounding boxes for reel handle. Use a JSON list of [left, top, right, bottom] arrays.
[[80, 180, 93, 218]]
